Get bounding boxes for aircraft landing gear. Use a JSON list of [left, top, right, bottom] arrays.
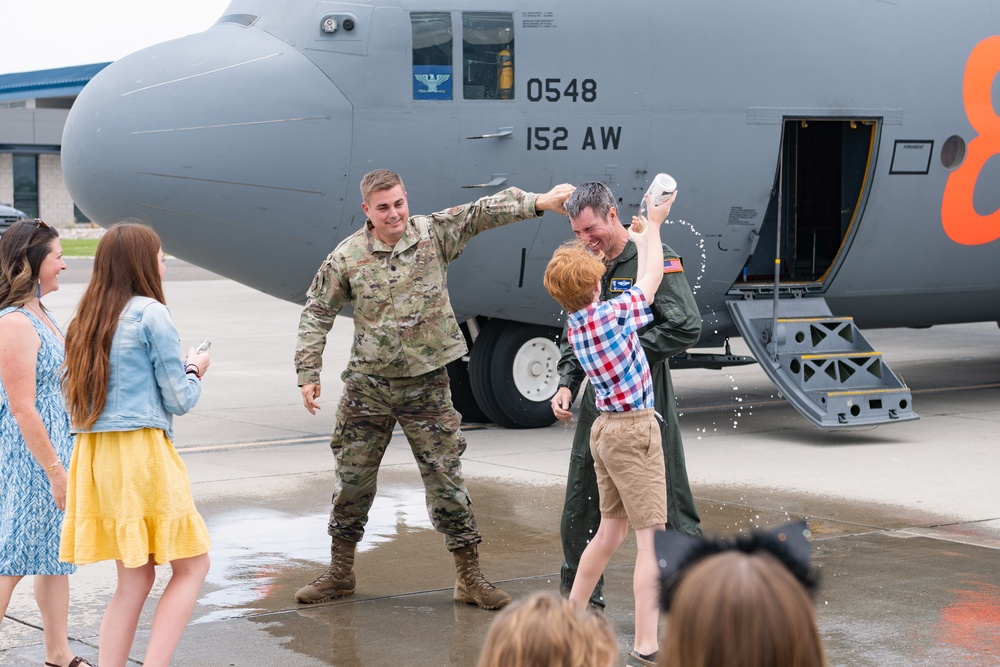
[[446, 358, 491, 424], [464, 319, 561, 429]]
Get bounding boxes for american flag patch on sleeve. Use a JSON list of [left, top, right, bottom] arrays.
[[663, 258, 683, 273]]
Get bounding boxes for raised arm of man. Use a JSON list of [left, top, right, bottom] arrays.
[[430, 183, 575, 263]]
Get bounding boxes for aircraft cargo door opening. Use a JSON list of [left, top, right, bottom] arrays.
[[741, 118, 877, 287]]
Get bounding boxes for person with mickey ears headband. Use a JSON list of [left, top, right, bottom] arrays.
[[654, 521, 828, 667]]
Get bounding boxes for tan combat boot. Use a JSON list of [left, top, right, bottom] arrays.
[[452, 544, 512, 610], [295, 537, 357, 603]]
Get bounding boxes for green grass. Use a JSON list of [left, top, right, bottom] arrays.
[[60, 238, 99, 257]]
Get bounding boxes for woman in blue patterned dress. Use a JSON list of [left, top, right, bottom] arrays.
[[0, 219, 93, 667]]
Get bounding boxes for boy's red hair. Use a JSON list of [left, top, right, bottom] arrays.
[[544, 241, 605, 313]]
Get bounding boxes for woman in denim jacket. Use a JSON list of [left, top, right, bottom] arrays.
[[61, 222, 212, 667]]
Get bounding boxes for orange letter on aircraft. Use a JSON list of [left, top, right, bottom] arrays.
[[942, 36, 1000, 245]]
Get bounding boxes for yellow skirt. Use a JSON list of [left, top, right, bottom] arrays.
[[60, 428, 211, 568]]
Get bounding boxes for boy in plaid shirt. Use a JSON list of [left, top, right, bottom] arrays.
[[543, 189, 677, 667]]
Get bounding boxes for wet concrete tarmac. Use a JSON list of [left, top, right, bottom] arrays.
[[2, 265, 999, 666]]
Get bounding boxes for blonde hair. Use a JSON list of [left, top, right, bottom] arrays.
[[360, 169, 404, 203], [543, 241, 605, 314], [659, 552, 827, 667], [476, 592, 617, 667]]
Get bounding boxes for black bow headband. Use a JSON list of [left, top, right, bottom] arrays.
[[654, 520, 818, 611]]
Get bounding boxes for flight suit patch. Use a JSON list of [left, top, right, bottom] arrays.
[[609, 278, 633, 292], [663, 258, 684, 273]]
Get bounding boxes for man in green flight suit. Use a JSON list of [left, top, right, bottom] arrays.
[[550, 181, 702, 610], [295, 168, 574, 610]]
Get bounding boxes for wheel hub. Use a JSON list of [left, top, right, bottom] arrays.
[[511, 337, 560, 402]]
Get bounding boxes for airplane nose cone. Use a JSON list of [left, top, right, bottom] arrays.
[[62, 22, 353, 300]]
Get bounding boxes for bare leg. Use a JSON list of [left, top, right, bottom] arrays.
[[0, 574, 24, 622], [99, 558, 156, 667], [142, 553, 210, 667], [568, 517, 628, 610], [632, 527, 661, 656], [34, 575, 75, 666]]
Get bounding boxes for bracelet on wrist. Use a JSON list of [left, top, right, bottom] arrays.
[[44, 459, 60, 473], [185, 363, 202, 379]]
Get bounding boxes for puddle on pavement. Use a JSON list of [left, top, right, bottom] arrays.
[[188, 472, 1000, 666], [694, 483, 956, 538], [815, 533, 1000, 666], [195, 485, 435, 622], [194, 469, 566, 622], [935, 580, 1000, 663]]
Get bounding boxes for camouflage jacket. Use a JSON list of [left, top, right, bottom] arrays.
[[296, 187, 541, 384]]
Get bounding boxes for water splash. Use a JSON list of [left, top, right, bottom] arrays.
[[664, 217, 707, 297]]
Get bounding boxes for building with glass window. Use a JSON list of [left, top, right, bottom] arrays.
[[0, 63, 110, 225]]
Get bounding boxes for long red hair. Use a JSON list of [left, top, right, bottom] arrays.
[[63, 222, 165, 430]]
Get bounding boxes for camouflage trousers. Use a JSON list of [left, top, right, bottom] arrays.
[[327, 367, 481, 552]]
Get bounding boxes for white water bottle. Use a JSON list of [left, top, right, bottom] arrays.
[[639, 173, 678, 219]]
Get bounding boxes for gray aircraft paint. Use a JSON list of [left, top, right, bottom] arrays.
[[61, 0, 1000, 427]]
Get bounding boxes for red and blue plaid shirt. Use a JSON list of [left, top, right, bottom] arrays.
[[567, 288, 654, 412]]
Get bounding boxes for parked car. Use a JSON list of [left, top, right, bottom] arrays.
[[0, 202, 29, 234]]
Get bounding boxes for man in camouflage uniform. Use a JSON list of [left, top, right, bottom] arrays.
[[550, 181, 702, 612], [295, 168, 574, 609]]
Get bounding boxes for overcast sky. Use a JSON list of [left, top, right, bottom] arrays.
[[4, 1, 233, 74]]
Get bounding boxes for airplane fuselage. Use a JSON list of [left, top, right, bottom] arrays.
[[61, 0, 1000, 427]]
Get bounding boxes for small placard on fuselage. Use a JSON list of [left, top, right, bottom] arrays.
[[889, 140, 934, 175]]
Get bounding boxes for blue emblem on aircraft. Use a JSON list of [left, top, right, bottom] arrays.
[[413, 66, 452, 99]]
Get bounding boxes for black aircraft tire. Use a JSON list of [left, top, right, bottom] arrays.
[[469, 319, 513, 427], [479, 322, 562, 429], [445, 359, 492, 424]]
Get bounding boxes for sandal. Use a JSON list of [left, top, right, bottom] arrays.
[[625, 650, 658, 667], [45, 658, 95, 667]]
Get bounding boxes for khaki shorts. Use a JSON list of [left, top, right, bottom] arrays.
[[590, 408, 667, 529]]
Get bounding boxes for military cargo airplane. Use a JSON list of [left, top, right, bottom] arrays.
[[61, 1, 1000, 429]]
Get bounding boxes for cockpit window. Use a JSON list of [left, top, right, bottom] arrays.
[[462, 13, 514, 100], [411, 12, 453, 100]]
